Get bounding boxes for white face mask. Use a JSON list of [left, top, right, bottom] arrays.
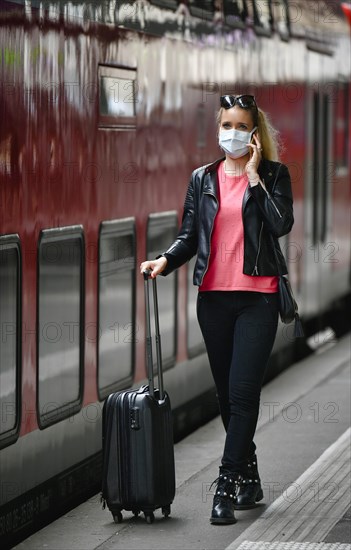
[[218, 127, 257, 159]]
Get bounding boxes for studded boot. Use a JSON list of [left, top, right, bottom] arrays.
[[234, 453, 263, 510], [210, 469, 243, 524]]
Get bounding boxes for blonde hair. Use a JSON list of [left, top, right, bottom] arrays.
[[216, 106, 281, 161], [256, 109, 280, 161]]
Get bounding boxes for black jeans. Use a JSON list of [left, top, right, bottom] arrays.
[[197, 290, 279, 474]]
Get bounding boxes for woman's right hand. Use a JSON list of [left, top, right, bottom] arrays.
[[140, 256, 168, 278]]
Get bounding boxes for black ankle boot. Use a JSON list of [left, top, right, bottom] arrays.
[[210, 470, 242, 525], [234, 454, 263, 510]]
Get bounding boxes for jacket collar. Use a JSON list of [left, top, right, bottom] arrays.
[[202, 157, 277, 196], [203, 156, 224, 196], [204, 156, 225, 175]]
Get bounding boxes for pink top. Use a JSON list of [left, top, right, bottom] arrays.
[[199, 161, 278, 292]]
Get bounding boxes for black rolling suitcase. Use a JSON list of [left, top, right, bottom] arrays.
[[101, 270, 176, 524]]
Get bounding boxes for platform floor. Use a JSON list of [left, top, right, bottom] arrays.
[[14, 334, 351, 550]]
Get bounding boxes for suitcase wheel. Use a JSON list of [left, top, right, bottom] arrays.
[[162, 505, 171, 518], [112, 511, 123, 524], [144, 511, 155, 524]]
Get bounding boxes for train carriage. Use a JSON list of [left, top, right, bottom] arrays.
[[0, 1, 350, 546]]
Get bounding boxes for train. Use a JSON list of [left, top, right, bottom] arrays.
[[0, 0, 350, 546]]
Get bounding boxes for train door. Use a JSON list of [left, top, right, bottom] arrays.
[[304, 64, 334, 320]]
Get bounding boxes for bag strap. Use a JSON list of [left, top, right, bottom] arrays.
[[270, 234, 284, 277], [267, 164, 304, 337], [269, 162, 284, 276]]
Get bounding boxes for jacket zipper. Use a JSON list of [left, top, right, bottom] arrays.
[[251, 222, 263, 275], [266, 191, 282, 218], [200, 191, 219, 285]]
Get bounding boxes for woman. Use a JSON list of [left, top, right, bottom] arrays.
[[140, 94, 294, 525]]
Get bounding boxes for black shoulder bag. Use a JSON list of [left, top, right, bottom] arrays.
[[269, 164, 304, 338], [271, 237, 304, 337]]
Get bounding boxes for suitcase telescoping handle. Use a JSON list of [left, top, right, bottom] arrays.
[[143, 269, 165, 401]]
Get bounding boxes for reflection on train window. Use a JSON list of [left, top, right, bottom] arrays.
[[312, 91, 320, 246], [188, 0, 215, 21], [98, 65, 137, 129], [311, 90, 331, 245], [320, 93, 330, 243], [37, 227, 84, 428], [149, 0, 179, 10], [98, 219, 136, 399], [147, 212, 178, 370], [334, 82, 349, 170], [187, 256, 206, 358], [0, 236, 21, 448], [223, 0, 248, 27], [100, 77, 135, 118]]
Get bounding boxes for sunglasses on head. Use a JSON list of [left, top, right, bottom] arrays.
[[220, 94, 257, 110]]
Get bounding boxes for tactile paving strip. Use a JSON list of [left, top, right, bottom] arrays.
[[227, 429, 351, 550], [236, 542, 351, 549]]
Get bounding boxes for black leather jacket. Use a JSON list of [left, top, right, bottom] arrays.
[[158, 156, 294, 286]]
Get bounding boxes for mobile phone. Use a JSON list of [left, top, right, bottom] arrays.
[[249, 131, 256, 157]]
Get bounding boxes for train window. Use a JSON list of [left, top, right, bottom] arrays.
[[0, 235, 21, 448], [188, 0, 215, 21], [37, 227, 84, 428], [98, 65, 137, 129], [98, 218, 136, 399], [334, 82, 349, 171], [223, 0, 248, 28], [147, 212, 178, 370], [187, 257, 206, 357]]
